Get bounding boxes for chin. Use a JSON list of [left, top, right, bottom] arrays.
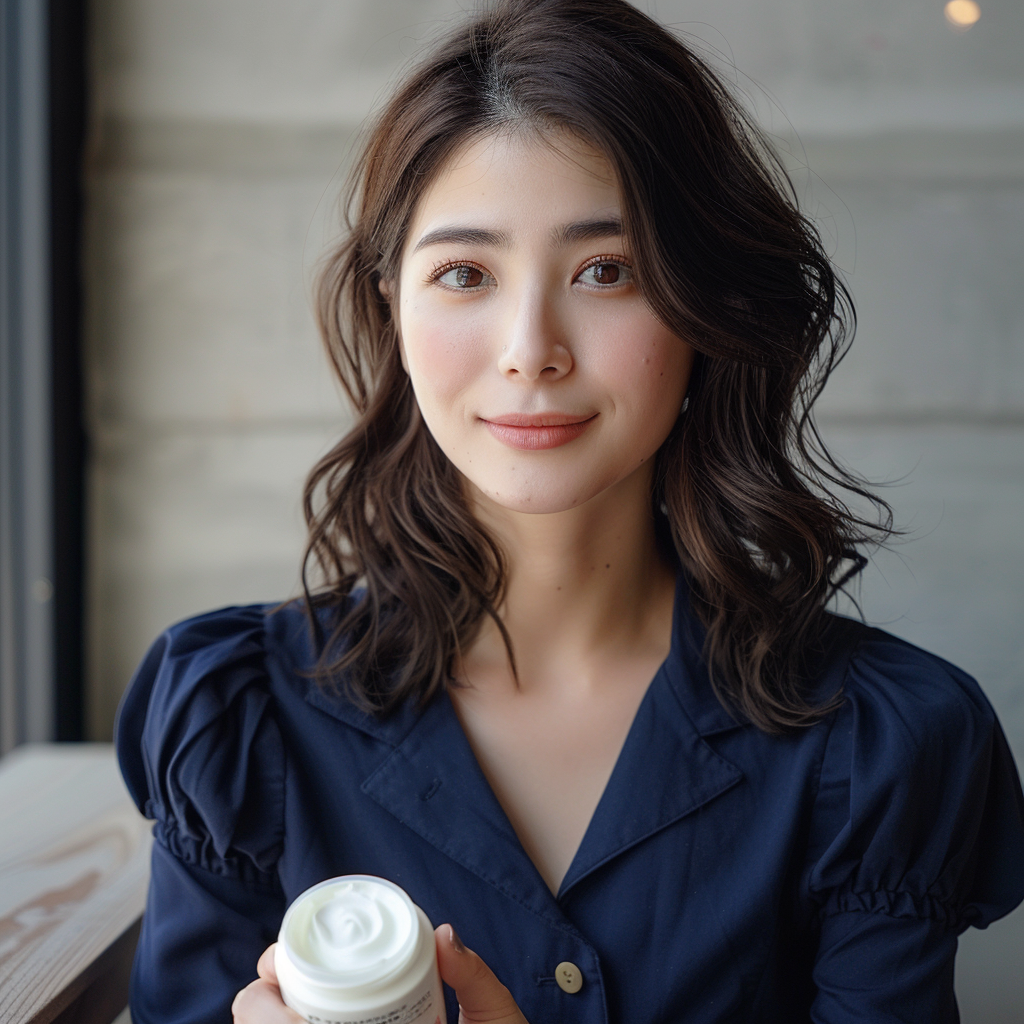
[[478, 489, 583, 515], [468, 472, 612, 516]]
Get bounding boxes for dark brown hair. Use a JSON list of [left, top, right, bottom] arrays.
[[302, 0, 890, 730]]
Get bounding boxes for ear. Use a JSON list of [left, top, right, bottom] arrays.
[[377, 278, 393, 299]]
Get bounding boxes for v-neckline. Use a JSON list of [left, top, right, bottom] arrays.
[[448, 647, 671, 897], [552, 657, 672, 897], [353, 572, 744, 918], [435, 573, 736, 901]]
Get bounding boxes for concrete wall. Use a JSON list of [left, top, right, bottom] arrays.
[[85, 1, 1024, 1017]]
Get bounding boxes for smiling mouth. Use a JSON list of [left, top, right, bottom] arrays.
[[481, 413, 597, 450]]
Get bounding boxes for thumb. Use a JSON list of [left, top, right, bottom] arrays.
[[434, 925, 528, 1024], [256, 943, 280, 986]]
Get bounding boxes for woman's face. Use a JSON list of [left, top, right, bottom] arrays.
[[395, 131, 694, 516]]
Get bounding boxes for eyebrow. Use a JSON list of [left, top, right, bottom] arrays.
[[411, 227, 512, 253], [552, 217, 623, 247], [410, 217, 624, 254]]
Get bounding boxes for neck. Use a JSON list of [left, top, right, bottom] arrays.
[[463, 467, 677, 692]]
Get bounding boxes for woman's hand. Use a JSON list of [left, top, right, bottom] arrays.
[[231, 930, 529, 1024], [434, 923, 530, 1024], [231, 946, 303, 1024]]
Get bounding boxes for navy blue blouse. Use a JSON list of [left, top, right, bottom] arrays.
[[116, 580, 1024, 1024]]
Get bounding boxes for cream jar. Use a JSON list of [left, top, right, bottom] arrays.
[[275, 875, 444, 1024]]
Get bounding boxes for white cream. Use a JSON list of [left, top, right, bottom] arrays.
[[276, 875, 443, 1024]]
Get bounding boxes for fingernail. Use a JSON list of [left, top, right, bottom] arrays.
[[448, 925, 465, 953]]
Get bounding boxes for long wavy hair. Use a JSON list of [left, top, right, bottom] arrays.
[[302, 0, 891, 731]]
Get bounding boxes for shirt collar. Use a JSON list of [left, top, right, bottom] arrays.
[[558, 573, 745, 893], [302, 575, 746, 909]]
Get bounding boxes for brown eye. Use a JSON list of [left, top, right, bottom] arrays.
[[577, 260, 631, 287], [437, 265, 488, 288]]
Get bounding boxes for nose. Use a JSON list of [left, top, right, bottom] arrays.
[[496, 286, 573, 381]]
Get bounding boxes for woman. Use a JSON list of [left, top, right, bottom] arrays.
[[116, 1, 1024, 1022]]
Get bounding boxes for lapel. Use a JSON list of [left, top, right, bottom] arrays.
[[558, 575, 745, 896], [302, 574, 746, 916], [363, 691, 571, 927], [307, 678, 567, 927]]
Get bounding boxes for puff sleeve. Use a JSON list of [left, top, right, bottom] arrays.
[[805, 631, 1024, 1022], [116, 606, 287, 1024]]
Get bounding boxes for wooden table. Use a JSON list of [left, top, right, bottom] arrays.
[[0, 745, 152, 1024]]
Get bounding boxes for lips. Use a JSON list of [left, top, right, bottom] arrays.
[[481, 413, 597, 450]]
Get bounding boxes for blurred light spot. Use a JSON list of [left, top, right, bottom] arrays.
[[945, 0, 981, 28], [32, 577, 53, 603]]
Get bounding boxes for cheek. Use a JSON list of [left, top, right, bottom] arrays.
[[591, 314, 692, 420], [400, 302, 489, 407]]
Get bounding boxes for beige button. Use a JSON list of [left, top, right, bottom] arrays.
[[555, 961, 583, 994]]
